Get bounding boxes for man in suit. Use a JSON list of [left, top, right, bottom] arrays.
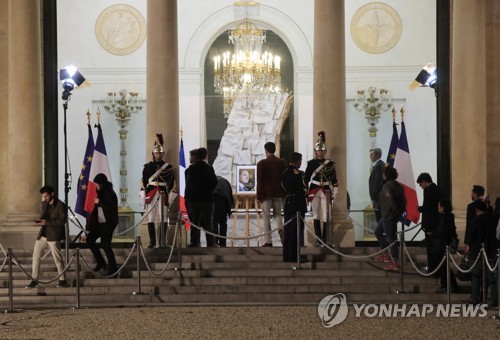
[[281, 152, 307, 262], [26, 186, 68, 289], [417, 172, 441, 274], [257, 142, 287, 247], [185, 147, 218, 247], [369, 148, 385, 223]]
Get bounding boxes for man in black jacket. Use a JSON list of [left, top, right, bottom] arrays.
[[281, 152, 307, 262], [465, 201, 490, 304], [213, 175, 233, 247], [26, 186, 68, 289], [369, 148, 385, 223], [417, 172, 441, 274], [185, 148, 218, 247], [465, 185, 486, 243]]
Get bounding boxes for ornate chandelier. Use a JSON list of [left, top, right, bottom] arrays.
[[213, 1, 281, 117]]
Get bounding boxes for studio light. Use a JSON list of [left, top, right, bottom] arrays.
[[59, 65, 86, 100], [409, 63, 437, 91]]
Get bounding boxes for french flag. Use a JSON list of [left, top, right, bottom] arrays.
[[84, 124, 112, 214], [179, 137, 190, 230], [393, 121, 419, 225]]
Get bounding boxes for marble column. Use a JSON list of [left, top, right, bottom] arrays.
[[7, 0, 43, 216], [147, 0, 179, 164], [451, 1, 488, 230], [313, 0, 353, 246], [147, 0, 180, 243], [485, 0, 500, 199], [0, 1, 8, 222]]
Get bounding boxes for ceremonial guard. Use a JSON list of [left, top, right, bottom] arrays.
[[305, 131, 338, 246], [141, 134, 176, 248], [281, 152, 308, 262]]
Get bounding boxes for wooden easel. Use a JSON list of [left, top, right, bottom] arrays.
[[231, 194, 262, 247]]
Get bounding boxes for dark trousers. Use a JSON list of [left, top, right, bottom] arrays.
[[471, 260, 483, 304], [190, 201, 215, 246], [283, 211, 304, 262], [213, 195, 228, 246], [425, 231, 439, 274], [374, 217, 399, 261], [87, 223, 117, 274]]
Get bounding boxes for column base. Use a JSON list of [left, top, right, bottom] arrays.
[[0, 213, 40, 251]]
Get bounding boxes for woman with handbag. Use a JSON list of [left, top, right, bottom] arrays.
[[87, 173, 119, 276], [431, 200, 459, 293]]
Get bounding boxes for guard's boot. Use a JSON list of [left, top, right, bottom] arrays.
[[323, 222, 333, 247], [314, 219, 322, 246], [148, 223, 156, 248]]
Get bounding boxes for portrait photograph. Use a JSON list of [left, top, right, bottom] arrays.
[[236, 165, 257, 194]]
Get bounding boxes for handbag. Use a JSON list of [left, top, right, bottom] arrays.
[[456, 254, 471, 281]]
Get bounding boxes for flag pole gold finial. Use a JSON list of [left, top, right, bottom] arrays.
[[400, 106, 405, 122], [97, 106, 101, 125], [180, 126, 183, 138], [86, 108, 91, 125], [391, 107, 396, 122]]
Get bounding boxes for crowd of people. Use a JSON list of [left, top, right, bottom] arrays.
[[26, 131, 499, 308]]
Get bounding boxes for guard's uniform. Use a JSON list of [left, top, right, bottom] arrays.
[[281, 165, 307, 262], [304, 131, 338, 245], [141, 135, 176, 248]]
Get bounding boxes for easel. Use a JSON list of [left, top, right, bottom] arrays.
[[231, 194, 261, 247]]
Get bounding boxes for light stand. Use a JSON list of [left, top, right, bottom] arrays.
[[59, 65, 86, 264]]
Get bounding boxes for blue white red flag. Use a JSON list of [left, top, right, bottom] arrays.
[[393, 121, 419, 225], [74, 124, 94, 217], [179, 137, 190, 230], [84, 124, 112, 214], [386, 121, 399, 167]]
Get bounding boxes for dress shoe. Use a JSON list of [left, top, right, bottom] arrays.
[[187, 243, 200, 248], [57, 280, 69, 288], [208, 243, 220, 248], [93, 263, 106, 272], [263, 243, 273, 247], [25, 281, 38, 289], [147, 244, 155, 249]]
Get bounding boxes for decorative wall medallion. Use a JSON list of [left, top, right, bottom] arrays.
[[350, 2, 402, 54], [95, 4, 146, 56]]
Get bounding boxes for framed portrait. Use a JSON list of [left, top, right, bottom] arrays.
[[236, 165, 257, 195]]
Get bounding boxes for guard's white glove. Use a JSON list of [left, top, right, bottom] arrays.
[[139, 190, 146, 208], [333, 187, 339, 201]]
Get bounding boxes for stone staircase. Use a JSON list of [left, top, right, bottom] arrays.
[[0, 246, 471, 309]]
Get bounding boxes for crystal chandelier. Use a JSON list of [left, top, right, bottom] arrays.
[[213, 1, 281, 117]]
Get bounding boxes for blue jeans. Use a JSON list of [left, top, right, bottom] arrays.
[[374, 217, 399, 261]]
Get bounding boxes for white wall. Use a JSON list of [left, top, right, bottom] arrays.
[[57, 0, 436, 240]]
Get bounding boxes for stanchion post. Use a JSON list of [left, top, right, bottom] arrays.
[[294, 212, 301, 270], [132, 235, 144, 295], [174, 212, 183, 271], [482, 244, 486, 305], [7, 248, 13, 312], [446, 245, 450, 304], [159, 191, 165, 247], [75, 248, 81, 309], [395, 222, 411, 294], [3, 248, 21, 313]]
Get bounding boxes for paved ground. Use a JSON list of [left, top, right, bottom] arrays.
[[0, 306, 498, 339]]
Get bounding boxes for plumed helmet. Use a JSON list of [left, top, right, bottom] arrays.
[[152, 133, 165, 158], [314, 131, 327, 151]]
